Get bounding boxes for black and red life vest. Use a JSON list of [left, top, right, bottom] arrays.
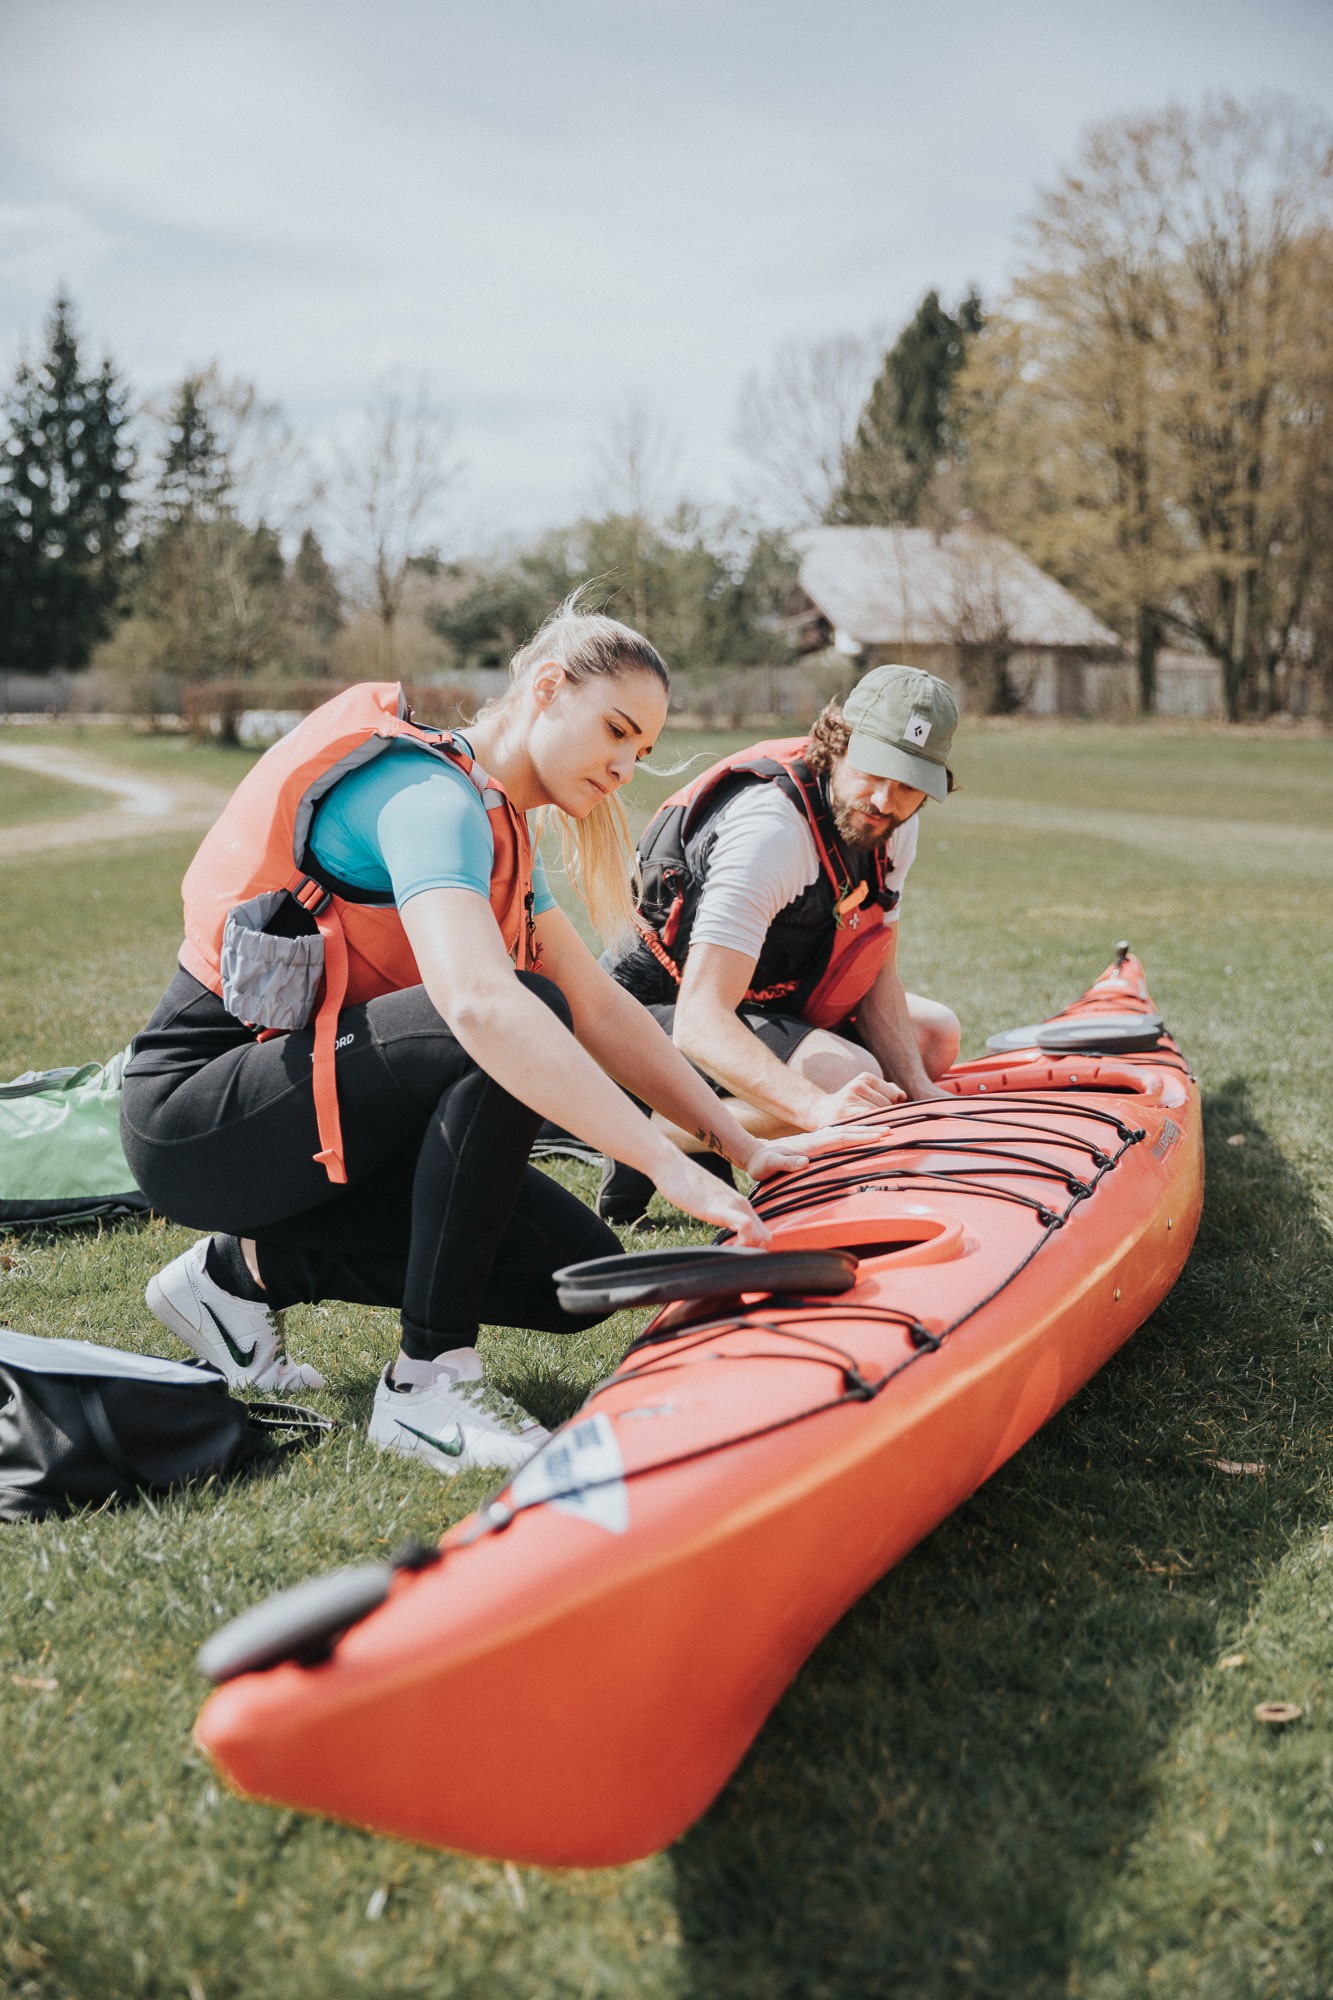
[[606, 737, 900, 1029]]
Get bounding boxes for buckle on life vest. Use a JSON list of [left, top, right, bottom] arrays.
[[835, 881, 868, 928], [288, 874, 332, 918]]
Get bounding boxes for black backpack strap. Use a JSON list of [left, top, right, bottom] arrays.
[[76, 1382, 142, 1489], [678, 757, 793, 846]]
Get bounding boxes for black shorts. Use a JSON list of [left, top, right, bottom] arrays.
[[642, 1003, 821, 1088]]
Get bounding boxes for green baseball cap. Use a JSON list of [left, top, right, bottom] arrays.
[[842, 664, 959, 803]]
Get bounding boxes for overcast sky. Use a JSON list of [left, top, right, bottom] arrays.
[[3, 0, 1331, 552]]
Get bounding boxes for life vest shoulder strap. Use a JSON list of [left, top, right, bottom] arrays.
[[677, 745, 857, 905]]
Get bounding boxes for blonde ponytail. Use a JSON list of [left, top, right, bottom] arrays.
[[482, 594, 669, 948]]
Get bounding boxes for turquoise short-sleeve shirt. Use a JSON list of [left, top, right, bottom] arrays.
[[307, 739, 555, 915]]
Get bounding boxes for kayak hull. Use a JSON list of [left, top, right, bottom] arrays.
[[196, 954, 1202, 1865]]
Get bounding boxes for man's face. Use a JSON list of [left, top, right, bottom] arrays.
[[828, 756, 928, 850]]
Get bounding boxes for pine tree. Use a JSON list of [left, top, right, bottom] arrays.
[[157, 375, 229, 526], [0, 294, 135, 671], [290, 529, 343, 644], [123, 372, 304, 694], [833, 290, 984, 525]]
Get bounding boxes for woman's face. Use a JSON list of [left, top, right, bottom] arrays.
[[528, 663, 668, 816]]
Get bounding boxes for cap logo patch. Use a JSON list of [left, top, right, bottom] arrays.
[[904, 712, 932, 746]]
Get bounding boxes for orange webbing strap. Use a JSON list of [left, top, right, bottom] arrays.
[[285, 871, 351, 1186], [310, 909, 350, 1183]]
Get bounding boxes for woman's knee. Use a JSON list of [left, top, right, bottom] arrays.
[[517, 969, 573, 1031]]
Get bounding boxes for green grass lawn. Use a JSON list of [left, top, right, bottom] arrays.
[[0, 764, 102, 828], [1, 719, 1331, 2000]]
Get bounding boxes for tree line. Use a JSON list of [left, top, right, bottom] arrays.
[[0, 303, 793, 709], [1, 93, 1329, 722], [742, 94, 1333, 722], [0, 322, 346, 701]]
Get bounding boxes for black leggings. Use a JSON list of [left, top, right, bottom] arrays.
[[120, 969, 621, 1359]]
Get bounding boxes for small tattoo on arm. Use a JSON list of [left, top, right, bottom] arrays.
[[695, 1127, 727, 1159]]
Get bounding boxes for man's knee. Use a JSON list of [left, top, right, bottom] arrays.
[[789, 1029, 883, 1093], [908, 996, 961, 1078], [518, 969, 573, 1032]]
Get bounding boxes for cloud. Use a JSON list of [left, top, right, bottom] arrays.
[[0, 0, 1329, 537]]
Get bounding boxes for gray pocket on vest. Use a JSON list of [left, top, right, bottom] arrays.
[[220, 893, 325, 1031]]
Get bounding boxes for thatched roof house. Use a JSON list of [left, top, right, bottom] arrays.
[[791, 523, 1126, 715]]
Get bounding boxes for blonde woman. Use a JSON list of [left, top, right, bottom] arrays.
[[121, 606, 826, 1476]]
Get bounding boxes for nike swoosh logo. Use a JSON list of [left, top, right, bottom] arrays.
[[395, 1418, 465, 1458], [203, 1300, 256, 1369]]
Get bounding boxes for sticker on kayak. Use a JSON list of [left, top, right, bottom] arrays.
[[508, 1412, 629, 1535], [1151, 1118, 1182, 1161]]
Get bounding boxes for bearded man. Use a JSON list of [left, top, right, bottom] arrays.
[[596, 664, 962, 1223]]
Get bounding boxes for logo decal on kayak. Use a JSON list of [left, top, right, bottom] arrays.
[[509, 1412, 628, 1535], [1151, 1118, 1182, 1161]]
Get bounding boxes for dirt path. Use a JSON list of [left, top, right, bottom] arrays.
[[0, 743, 230, 862], [2, 740, 1327, 879]]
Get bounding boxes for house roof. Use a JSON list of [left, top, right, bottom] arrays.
[[795, 525, 1120, 652]]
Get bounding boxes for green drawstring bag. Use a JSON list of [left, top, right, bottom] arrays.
[[0, 1049, 149, 1228]]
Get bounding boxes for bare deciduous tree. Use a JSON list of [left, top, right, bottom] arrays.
[[1152, 97, 1333, 717], [733, 332, 880, 527], [945, 533, 1020, 714], [960, 93, 1333, 720], [334, 376, 463, 672], [590, 393, 680, 524], [587, 394, 681, 630]]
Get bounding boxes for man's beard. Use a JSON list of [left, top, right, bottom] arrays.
[[831, 799, 901, 852]]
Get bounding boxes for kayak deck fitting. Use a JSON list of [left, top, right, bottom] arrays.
[[195, 949, 1203, 1867]]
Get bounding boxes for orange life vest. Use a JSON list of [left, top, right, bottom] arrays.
[[178, 682, 536, 1185]]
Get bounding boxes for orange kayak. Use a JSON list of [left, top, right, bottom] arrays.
[[195, 950, 1202, 1866]]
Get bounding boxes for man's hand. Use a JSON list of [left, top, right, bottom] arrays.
[[816, 1070, 907, 1124], [910, 1078, 956, 1102]]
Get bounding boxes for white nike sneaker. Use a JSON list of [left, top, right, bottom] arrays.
[[145, 1238, 326, 1393], [368, 1346, 550, 1477]]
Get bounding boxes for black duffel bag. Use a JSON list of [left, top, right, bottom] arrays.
[[0, 1326, 332, 1522]]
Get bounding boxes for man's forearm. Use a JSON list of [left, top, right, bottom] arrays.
[[673, 999, 825, 1130], [857, 965, 935, 1095], [570, 977, 781, 1162]]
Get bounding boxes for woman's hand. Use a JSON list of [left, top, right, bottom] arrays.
[[650, 1147, 773, 1248], [742, 1121, 886, 1182]]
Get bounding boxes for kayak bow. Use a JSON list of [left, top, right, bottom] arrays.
[[195, 949, 1202, 1866]]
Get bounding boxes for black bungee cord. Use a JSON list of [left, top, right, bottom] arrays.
[[467, 1108, 1148, 1538]]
